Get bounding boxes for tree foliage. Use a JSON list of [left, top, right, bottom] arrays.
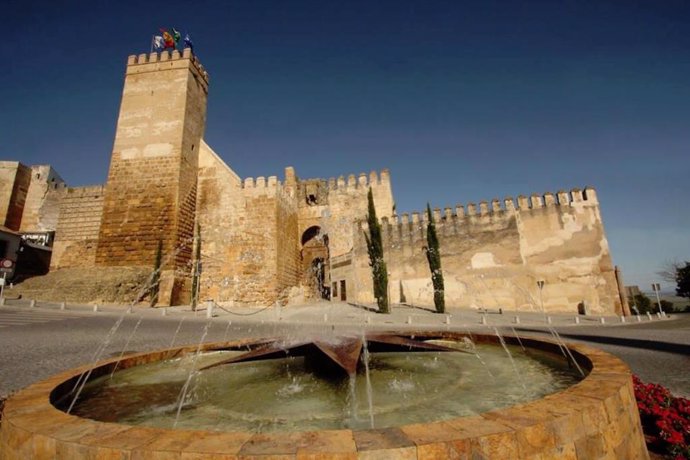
[[424, 204, 445, 313], [630, 293, 652, 314], [364, 188, 389, 313], [675, 261, 690, 299]]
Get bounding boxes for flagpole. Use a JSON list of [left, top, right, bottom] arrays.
[[150, 35, 154, 54]]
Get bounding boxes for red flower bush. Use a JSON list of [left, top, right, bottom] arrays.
[[633, 375, 690, 459]]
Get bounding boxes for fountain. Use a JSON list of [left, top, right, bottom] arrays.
[[0, 330, 649, 458]]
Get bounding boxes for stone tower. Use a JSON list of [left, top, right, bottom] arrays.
[[95, 48, 209, 305]]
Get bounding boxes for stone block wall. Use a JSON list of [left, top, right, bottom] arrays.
[[95, 49, 208, 277], [351, 187, 623, 315], [51, 186, 105, 269], [93, 49, 208, 305], [19, 165, 65, 232], [0, 161, 31, 231], [297, 169, 394, 260], [275, 188, 300, 299]]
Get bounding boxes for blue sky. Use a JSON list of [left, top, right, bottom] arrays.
[[2, 0, 689, 290]]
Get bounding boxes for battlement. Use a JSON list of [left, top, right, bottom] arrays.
[[324, 169, 390, 191], [126, 48, 209, 90], [382, 186, 598, 227], [242, 175, 281, 189]]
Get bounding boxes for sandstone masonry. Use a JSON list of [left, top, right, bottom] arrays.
[[2, 50, 626, 314]]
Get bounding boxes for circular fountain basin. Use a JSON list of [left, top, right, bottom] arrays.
[[0, 332, 649, 459]]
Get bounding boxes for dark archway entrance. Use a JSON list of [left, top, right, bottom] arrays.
[[301, 226, 330, 300]]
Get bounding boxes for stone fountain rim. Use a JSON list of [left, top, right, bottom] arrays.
[[0, 331, 646, 459]]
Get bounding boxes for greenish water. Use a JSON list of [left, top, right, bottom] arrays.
[[65, 341, 581, 432]]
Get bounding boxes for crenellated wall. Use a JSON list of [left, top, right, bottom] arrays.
[[348, 187, 622, 315], [296, 169, 394, 258], [3, 51, 625, 314], [94, 48, 208, 305], [51, 186, 105, 269]]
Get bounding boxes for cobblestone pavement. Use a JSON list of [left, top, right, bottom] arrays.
[[1, 298, 688, 398]]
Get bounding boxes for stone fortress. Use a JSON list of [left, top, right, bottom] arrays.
[[1, 48, 629, 315]]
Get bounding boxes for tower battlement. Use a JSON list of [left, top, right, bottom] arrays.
[[126, 48, 209, 91]]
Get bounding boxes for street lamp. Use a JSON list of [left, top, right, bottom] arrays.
[[537, 280, 546, 322]]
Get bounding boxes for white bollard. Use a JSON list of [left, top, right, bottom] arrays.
[[445, 315, 451, 325], [636, 315, 641, 322], [30, 299, 36, 308], [620, 316, 626, 323], [206, 300, 214, 318], [514, 316, 520, 324], [162, 307, 167, 316], [599, 317, 605, 324], [574, 316, 580, 324], [546, 316, 552, 324], [93, 304, 99, 312], [323, 314, 328, 323], [647, 312, 652, 320], [0, 297, 5, 306], [60, 302, 66, 310], [480, 316, 487, 325], [407, 316, 412, 324], [656, 312, 661, 319]]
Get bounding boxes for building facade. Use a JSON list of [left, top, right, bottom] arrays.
[[3, 49, 628, 315]]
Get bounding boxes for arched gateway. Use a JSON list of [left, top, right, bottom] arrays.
[[301, 226, 329, 300]]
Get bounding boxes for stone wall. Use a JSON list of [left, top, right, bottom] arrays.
[[94, 49, 208, 305], [350, 188, 622, 315], [19, 165, 65, 232], [0, 161, 31, 231], [296, 169, 394, 259], [51, 186, 105, 269]]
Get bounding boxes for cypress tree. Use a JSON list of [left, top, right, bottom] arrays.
[[364, 188, 389, 313], [150, 239, 163, 307], [425, 204, 445, 313]]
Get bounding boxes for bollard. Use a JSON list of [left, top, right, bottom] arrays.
[[514, 316, 520, 324], [656, 312, 661, 319], [206, 300, 214, 318], [599, 317, 605, 324], [406, 316, 412, 325], [93, 304, 99, 312], [323, 314, 328, 323], [445, 315, 451, 325], [574, 316, 580, 324], [620, 316, 626, 323], [127, 305, 133, 314], [647, 312, 652, 320], [480, 315, 486, 325], [60, 302, 66, 310], [546, 316, 552, 324], [636, 315, 641, 322], [30, 299, 36, 308], [162, 307, 167, 316], [0, 297, 4, 306]]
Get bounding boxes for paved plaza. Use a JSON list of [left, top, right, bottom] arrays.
[[0, 297, 688, 399]]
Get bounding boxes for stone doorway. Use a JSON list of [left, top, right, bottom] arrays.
[[301, 226, 330, 300]]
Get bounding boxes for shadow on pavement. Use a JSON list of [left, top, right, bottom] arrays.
[[514, 328, 690, 355]]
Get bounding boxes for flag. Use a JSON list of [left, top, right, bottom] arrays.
[[172, 28, 181, 44], [184, 33, 194, 51], [160, 28, 175, 49], [153, 35, 165, 50]]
